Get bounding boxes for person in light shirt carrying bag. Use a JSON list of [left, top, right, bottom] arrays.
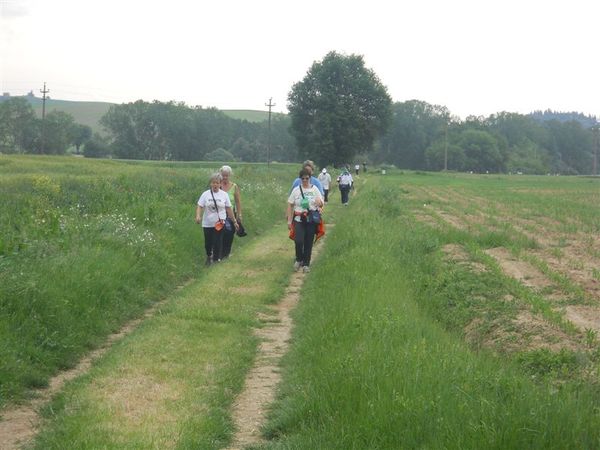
[[286, 168, 324, 273], [195, 172, 238, 266], [337, 169, 353, 206]]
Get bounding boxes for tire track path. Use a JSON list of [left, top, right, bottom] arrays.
[[226, 227, 331, 450]]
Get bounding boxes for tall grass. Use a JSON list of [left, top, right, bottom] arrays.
[[0, 155, 295, 407], [261, 175, 600, 449]]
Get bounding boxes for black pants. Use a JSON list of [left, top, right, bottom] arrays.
[[294, 220, 316, 267], [203, 227, 224, 261], [323, 189, 329, 202], [340, 185, 350, 204], [222, 225, 235, 258]]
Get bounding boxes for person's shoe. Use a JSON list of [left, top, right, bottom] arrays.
[[303, 266, 311, 273], [294, 261, 302, 271], [205, 256, 212, 266]]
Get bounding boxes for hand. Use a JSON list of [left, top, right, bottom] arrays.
[[234, 221, 239, 230], [195, 217, 201, 224], [287, 222, 292, 230]]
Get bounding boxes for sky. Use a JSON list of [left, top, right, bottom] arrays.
[[1, 0, 599, 119]]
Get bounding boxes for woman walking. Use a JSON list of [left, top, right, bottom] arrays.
[[219, 165, 242, 259], [337, 168, 353, 206], [286, 168, 324, 273], [195, 172, 238, 266]]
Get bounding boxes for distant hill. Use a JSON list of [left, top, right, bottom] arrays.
[[0, 95, 280, 134], [222, 109, 286, 122], [0, 95, 112, 134]]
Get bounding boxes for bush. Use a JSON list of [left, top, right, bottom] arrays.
[[205, 147, 235, 162]]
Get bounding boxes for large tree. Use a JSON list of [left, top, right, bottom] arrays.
[[0, 97, 38, 153], [288, 51, 392, 166]]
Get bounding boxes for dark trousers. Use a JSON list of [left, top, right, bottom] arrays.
[[323, 189, 329, 202], [340, 185, 350, 204], [222, 227, 235, 258], [294, 220, 316, 267], [203, 227, 224, 261]]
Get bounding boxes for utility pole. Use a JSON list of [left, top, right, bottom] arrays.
[[265, 97, 275, 166], [444, 122, 448, 171], [593, 125, 599, 176], [40, 82, 50, 154]]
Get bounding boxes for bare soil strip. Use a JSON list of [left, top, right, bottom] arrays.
[[0, 285, 187, 450], [226, 231, 329, 450]]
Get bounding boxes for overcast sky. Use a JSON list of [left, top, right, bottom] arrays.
[[1, 0, 599, 119]]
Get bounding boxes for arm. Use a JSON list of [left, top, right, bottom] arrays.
[[195, 205, 203, 224], [286, 202, 293, 230], [234, 184, 242, 220], [226, 206, 239, 229]]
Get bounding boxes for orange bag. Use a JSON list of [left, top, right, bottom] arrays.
[[215, 220, 224, 231], [288, 222, 296, 240], [314, 219, 325, 242]]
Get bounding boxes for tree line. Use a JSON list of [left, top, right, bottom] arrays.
[[97, 100, 297, 162], [0, 97, 297, 162], [374, 101, 598, 174]]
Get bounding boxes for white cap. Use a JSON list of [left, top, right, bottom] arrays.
[[322, 168, 327, 173]]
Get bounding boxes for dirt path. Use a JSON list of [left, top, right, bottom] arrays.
[[0, 287, 185, 450], [226, 230, 330, 450]]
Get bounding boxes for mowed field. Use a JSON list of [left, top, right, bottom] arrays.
[[2, 156, 600, 449], [403, 172, 600, 355]]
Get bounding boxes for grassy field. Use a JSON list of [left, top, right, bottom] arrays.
[[2, 159, 600, 449], [0, 155, 295, 409]]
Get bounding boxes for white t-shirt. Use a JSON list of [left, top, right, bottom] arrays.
[[288, 185, 322, 215], [318, 172, 331, 189], [339, 172, 353, 186], [197, 189, 232, 227]]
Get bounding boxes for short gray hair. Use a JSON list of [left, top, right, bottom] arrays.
[[209, 172, 223, 183], [303, 160, 315, 170], [220, 165, 233, 176]]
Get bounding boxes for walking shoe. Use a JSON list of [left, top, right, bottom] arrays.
[[303, 266, 311, 273], [293, 261, 302, 271]]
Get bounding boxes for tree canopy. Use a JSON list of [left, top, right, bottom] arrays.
[[288, 51, 392, 167]]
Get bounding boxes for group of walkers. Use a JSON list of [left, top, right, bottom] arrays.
[[195, 160, 357, 272]]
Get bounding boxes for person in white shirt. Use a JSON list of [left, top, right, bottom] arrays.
[[317, 167, 332, 203], [337, 169, 353, 205], [195, 172, 238, 266], [286, 168, 324, 273]]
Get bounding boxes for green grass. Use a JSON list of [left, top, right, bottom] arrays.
[[0, 155, 296, 408], [258, 175, 600, 449], [32, 225, 295, 449], [4, 162, 600, 449]]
